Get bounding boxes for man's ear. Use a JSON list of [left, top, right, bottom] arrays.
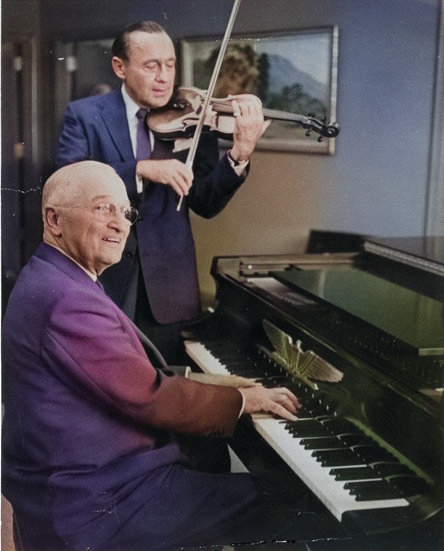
[[44, 207, 62, 236], [112, 56, 126, 80]]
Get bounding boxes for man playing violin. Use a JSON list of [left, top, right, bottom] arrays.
[[56, 20, 266, 365]]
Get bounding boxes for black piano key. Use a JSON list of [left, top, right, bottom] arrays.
[[216, 354, 253, 365], [321, 396, 340, 413], [352, 445, 395, 463], [267, 375, 292, 385], [344, 480, 401, 501], [286, 420, 331, 438], [260, 378, 291, 389], [203, 341, 281, 379], [339, 433, 374, 447], [389, 475, 429, 497], [286, 419, 321, 429], [297, 400, 317, 415], [261, 375, 294, 390], [300, 394, 324, 411], [229, 364, 263, 377], [293, 406, 312, 418], [312, 448, 363, 467], [300, 437, 346, 450], [309, 406, 330, 418], [330, 466, 380, 481], [320, 417, 359, 434], [261, 367, 286, 380], [204, 341, 241, 355], [372, 462, 415, 478]]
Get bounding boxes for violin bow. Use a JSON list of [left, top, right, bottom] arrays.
[[177, 0, 242, 211]]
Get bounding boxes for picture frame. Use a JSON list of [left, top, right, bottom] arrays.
[[180, 27, 339, 154]]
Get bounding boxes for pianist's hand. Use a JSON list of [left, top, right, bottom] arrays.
[[239, 386, 301, 421], [188, 372, 261, 388]]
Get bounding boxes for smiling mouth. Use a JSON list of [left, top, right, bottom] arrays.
[[103, 237, 121, 244]]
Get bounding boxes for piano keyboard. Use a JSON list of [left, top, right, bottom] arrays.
[[184, 339, 413, 522]]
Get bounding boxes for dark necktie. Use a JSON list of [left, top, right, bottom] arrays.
[[136, 108, 151, 160]]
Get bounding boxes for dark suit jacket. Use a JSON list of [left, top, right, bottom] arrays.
[[55, 89, 247, 324], [1, 243, 242, 548]]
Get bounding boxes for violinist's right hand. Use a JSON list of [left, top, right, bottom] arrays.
[[136, 159, 193, 198]]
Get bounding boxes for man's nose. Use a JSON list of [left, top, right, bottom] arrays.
[[156, 63, 169, 80], [109, 210, 130, 230]]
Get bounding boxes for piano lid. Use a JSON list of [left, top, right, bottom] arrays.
[[272, 267, 444, 356], [363, 236, 444, 276]]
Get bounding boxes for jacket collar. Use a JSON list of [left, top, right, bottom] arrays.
[[36, 242, 100, 288], [97, 89, 134, 161]]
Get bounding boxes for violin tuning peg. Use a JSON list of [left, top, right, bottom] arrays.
[[305, 130, 311, 137], [317, 136, 324, 143]]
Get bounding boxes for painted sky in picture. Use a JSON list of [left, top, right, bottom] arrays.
[[253, 33, 330, 85]]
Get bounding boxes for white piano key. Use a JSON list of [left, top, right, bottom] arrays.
[[253, 416, 409, 521], [185, 340, 232, 376], [184, 340, 410, 522]]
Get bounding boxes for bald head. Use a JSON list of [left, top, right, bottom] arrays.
[[42, 161, 133, 276], [42, 161, 120, 215]]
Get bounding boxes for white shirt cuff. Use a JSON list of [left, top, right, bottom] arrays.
[[227, 150, 249, 176], [184, 366, 192, 378], [136, 175, 144, 194], [238, 389, 246, 417]]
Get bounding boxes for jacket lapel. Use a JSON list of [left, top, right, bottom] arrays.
[[37, 243, 97, 287], [98, 90, 134, 161]]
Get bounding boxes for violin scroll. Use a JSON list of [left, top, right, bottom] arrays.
[[324, 122, 340, 138], [301, 115, 340, 141]]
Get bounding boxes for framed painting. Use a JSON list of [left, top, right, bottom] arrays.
[[181, 27, 339, 154]]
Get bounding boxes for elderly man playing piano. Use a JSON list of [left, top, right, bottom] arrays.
[[2, 161, 339, 551]]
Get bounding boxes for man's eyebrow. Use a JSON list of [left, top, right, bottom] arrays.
[[90, 195, 112, 202], [144, 55, 176, 63], [91, 195, 131, 206]]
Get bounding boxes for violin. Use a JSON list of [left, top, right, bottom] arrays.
[[148, 86, 340, 142]]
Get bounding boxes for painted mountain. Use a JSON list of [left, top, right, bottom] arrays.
[[266, 53, 328, 102]]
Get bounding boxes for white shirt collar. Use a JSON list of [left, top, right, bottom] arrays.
[[121, 84, 147, 119]]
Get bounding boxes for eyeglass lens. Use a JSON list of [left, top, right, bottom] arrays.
[[123, 207, 138, 225]]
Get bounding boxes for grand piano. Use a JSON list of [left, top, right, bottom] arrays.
[[182, 235, 444, 550]]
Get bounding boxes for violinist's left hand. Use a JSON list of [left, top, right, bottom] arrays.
[[229, 95, 270, 163]]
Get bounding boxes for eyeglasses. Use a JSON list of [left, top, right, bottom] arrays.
[[91, 203, 139, 225], [54, 203, 139, 225]]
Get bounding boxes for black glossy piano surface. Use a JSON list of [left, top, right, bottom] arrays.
[[182, 247, 444, 550]]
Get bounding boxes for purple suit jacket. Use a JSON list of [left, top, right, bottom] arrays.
[[2, 243, 242, 547], [55, 89, 247, 324]]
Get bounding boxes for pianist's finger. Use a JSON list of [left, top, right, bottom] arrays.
[[239, 386, 301, 421], [268, 387, 301, 420], [277, 387, 301, 409]]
